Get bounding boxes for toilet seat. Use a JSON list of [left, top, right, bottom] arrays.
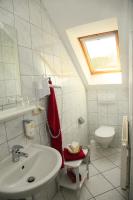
[[95, 126, 115, 138]]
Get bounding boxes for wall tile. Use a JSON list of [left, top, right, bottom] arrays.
[[88, 113, 98, 126], [5, 116, 23, 140], [108, 114, 118, 126], [5, 80, 17, 96], [0, 0, 13, 12], [0, 123, 6, 144], [13, 0, 29, 21], [118, 101, 128, 113], [8, 134, 27, 149], [29, 0, 41, 28], [98, 104, 107, 114], [39, 124, 49, 145], [15, 16, 31, 48], [117, 88, 129, 101], [32, 50, 45, 75], [4, 63, 17, 80], [44, 53, 54, 75], [2, 45, 17, 63], [19, 46, 34, 75], [53, 55, 62, 76], [43, 32, 54, 54], [88, 89, 97, 100], [98, 113, 108, 126], [88, 101, 97, 113], [107, 103, 118, 114], [41, 10, 52, 34], [5, 85, 16, 102], [31, 24, 43, 51], [21, 75, 36, 101], [118, 113, 126, 126], [0, 47, 2, 63], [0, 81, 6, 98], [0, 7, 14, 25]]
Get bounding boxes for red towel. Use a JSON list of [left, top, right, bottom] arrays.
[[47, 79, 64, 168], [67, 168, 82, 183], [64, 148, 85, 161]]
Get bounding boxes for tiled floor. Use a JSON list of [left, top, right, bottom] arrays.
[[53, 145, 129, 200]]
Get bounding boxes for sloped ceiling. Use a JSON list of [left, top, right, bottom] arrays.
[[43, 0, 128, 87]]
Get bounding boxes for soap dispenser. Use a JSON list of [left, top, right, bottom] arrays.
[[23, 120, 35, 139]]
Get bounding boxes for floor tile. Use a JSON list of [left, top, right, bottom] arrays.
[[55, 186, 92, 200], [92, 147, 105, 155], [80, 163, 99, 177], [116, 148, 121, 153], [98, 147, 119, 157], [89, 164, 100, 177], [90, 151, 103, 161], [102, 167, 120, 187], [116, 187, 129, 200], [92, 157, 116, 172], [95, 189, 125, 200], [114, 159, 121, 167], [79, 185, 93, 200], [85, 174, 113, 196], [62, 188, 79, 200], [108, 153, 121, 167], [108, 152, 121, 162], [53, 191, 64, 200]]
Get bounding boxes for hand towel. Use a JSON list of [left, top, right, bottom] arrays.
[[64, 148, 85, 161], [47, 79, 64, 168]]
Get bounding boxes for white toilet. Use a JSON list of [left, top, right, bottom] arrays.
[[94, 126, 115, 148]]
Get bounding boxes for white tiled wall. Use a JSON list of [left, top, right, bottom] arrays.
[[87, 85, 129, 147], [0, 23, 21, 107], [0, 0, 88, 199]]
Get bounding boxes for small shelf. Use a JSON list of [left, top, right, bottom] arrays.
[[59, 164, 88, 190], [0, 105, 36, 122], [58, 149, 89, 190]]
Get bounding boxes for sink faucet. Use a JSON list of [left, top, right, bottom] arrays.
[[11, 145, 28, 162]]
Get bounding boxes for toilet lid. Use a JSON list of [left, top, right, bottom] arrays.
[[95, 126, 115, 137]]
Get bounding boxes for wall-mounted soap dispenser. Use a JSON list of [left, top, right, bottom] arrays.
[[23, 120, 36, 139]]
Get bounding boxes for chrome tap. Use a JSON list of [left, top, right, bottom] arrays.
[[11, 145, 28, 162]]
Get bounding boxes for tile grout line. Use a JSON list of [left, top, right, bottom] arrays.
[[88, 147, 128, 199]]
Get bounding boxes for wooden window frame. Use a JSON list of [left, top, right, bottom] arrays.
[[78, 31, 121, 75]]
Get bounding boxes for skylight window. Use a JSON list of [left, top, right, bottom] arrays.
[[79, 31, 121, 75]]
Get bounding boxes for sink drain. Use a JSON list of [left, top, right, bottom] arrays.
[[27, 176, 35, 183]]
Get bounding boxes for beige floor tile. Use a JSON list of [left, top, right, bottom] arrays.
[[102, 167, 120, 187], [85, 174, 113, 196], [92, 157, 116, 172], [95, 189, 125, 200]]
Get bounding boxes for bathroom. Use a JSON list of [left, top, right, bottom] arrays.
[[0, 0, 132, 200]]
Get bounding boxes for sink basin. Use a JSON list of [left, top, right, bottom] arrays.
[[0, 144, 62, 199]]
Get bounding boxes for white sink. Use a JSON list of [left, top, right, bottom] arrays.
[[0, 144, 62, 199]]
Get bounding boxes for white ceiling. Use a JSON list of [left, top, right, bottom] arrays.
[[44, 0, 129, 87]]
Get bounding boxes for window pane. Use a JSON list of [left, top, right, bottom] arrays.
[[85, 33, 120, 72]]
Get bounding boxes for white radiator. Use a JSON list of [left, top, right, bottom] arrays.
[[120, 116, 129, 190]]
